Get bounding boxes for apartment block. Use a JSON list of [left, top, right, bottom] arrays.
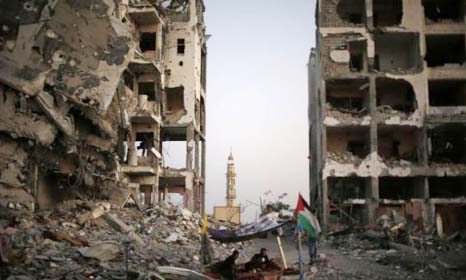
[[122, 0, 207, 212], [309, 0, 466, 234]]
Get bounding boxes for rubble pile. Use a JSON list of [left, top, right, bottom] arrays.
[[326, 103, 367, 116], [327, 233, 466, 279], [376, 105, 411, 121], [325, 103, 369, 124], [327, 151, 363, 164], [382, 158, 415, 168], [324, 211, 466, 280], [0, 202, 237, 279]]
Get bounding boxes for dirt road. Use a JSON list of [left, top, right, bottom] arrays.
[[251, 235, 466, 280]]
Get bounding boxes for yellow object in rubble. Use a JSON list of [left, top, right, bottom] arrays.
[[201, 214, 208, 235]]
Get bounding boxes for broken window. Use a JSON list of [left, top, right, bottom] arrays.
[[326, 79, 369, 115], [328, 177, 367, 202], [138, 82, 157, 101], [199, 139, 205, 176], [376, 78, 417, 112], [140, 185, 153, 205], [425, 35, 466, 67], [422, 0, 466, 22], [37, 172, 70, 209], [195, 99, 200, 126], [136, 132, 155, 157], [336, 0, 366, 24], [429, 124, 466, 164], [429, 177, 466, 198], [327, 177, 368, 224], [200, 97, 206, 133], [124, 71, 135, 91], [379, 177, 423, 200], [435, 205, 466, 236], [160, 126, 188, 169], [201, 48, 207, 89], [140, 32, 156, 52], [374, 33, 421, 72], [165, 86, 185, 113], [378, 127, 419, 161], [327, 127, 370, 159], [177, 38, 185, 54], [429, 80, 466, 106], [373, 0, 403, 27], [349, 40, 366, 72], [69, 107, 101, 136], [162, 140, 187, 169]]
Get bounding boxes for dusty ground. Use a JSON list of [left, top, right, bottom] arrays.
[[252, 235, 466, 280]]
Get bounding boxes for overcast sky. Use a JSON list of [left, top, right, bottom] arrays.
[[202, 0, 316, 222]]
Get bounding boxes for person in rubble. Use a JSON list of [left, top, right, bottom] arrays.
[[245, 248, 280, 272], [209, 249, 239, 279], [294, 222, 318, 265]]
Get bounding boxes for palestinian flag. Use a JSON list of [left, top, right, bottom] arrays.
[[294, 194, 321, 237]]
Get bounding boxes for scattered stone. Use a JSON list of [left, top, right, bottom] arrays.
[[2, 202, 238, 278], [78, 241, 121, 262]]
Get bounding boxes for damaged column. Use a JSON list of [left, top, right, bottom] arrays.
[[160, 0, 207, 212]]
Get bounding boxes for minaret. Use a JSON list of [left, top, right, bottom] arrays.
[[226, 151, 236, 207]]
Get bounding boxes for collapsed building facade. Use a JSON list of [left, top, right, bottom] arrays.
[[309, 0, 466, 234], [0, 0, 207, 213]]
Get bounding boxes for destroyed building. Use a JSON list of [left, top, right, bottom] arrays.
[[308, 0, 466, 234], [0, 0, 207, 213]]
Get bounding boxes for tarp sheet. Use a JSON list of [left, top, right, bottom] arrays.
[[208, 212, 292, 243]]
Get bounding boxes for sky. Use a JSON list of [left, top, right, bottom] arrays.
[[202, 0, 317, 222]]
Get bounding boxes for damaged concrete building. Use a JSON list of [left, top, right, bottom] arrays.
[[0, 0, 207, 213], [309, 0, 466, 234]]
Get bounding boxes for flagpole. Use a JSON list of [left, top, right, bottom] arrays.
[[298, 229, 304, 280], [276, 235, 288, 269]]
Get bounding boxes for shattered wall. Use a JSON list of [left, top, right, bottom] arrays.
[[163, 0, 205, 129], [0, 0, 138, 211], [159, 0, 207, 212]]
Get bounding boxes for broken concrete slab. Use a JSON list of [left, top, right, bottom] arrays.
[[78, 241, 120, 262], [77, 202, 111, 225], [102, 213, 144, 246]]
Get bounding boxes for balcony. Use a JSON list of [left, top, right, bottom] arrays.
[[128, 1, 163, 26], [122, 147, 161, 176]]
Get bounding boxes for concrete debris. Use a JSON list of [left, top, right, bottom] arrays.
[[102, 213, 144, 247], [327, 151, 362, 164], [77, 202, 111, 225], [377, 105, 410, 121], [181, 208, 193, 220], [78, 241, 120, 262], [0, 202, 238, 278], [327, 230, 466, 279]]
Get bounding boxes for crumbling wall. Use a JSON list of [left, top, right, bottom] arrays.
[[378, 127, 419, 162], [319, 0, 367, 28], [163, 0, 205, 129], [320, 33, 369, 78], [0, 0, 139, 211], [327, 127, 370, 160]]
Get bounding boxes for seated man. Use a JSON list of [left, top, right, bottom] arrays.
[[209, 250, 239, 279], [245, 248, 276, 272]]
